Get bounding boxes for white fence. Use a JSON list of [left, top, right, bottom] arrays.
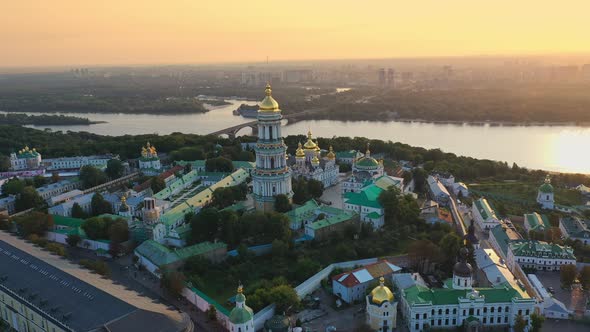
[[180, 257, 380, 331]]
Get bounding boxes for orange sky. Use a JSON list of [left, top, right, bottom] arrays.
[[2, 0, 589, 67]]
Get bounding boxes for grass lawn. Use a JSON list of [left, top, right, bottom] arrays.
[[470, 181, 584, 206]]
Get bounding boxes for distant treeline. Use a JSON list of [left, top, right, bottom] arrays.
[[1, 125, 588, 188], [308, 84, 590, 124], [0, 113, 98, 126], [0, 95, 209, 114]]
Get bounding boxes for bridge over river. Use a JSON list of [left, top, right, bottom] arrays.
[[208, 108, 326, 139]]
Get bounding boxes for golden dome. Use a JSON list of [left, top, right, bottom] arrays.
[[296, 142, 305, 158], [314, 140, 321, 152], [370, 277, 394, 305], [327, 146, 336, 160], [311, 153, 320, 165], [259, 84, 280, 112], [303, 130, 317, 150]]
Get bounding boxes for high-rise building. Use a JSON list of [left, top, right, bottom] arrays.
[[252, 84, 293, 211], [378, 68, 386, 86], [387, 68, 395, 88]]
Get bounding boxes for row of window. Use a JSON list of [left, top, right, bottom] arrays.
[[416, 307, 529, 319]]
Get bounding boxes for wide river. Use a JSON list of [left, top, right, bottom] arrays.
[[13, 98, 590, 174]]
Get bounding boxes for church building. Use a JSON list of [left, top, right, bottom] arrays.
[[139, 142, 162, 175], [290, 130, 339, 188], [537, 175, 555, 210]]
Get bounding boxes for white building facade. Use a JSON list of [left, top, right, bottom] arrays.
[[252, 84, 293, 211]]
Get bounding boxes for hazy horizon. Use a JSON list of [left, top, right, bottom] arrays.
[[3, 1, 590, 68]]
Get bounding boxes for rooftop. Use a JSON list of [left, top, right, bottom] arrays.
[[490, 221, 522, 257], [509, 240, 576, 260], [333, 260, 401, 288], [559, 217, 590, 238], [473, 198, 498, 221], [524, 212, 548, 231], [0, 240, 186, 332], [135, 240, 226, 267]]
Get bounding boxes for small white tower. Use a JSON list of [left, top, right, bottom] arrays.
[[452, 247, 474, 289], [229, 285, 254, 332], [537, 175, 555, 210]]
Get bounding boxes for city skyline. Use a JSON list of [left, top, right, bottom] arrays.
[[3, 0, 590, 68]]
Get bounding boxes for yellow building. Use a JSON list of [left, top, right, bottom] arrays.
[[366, 277, 398, 332]]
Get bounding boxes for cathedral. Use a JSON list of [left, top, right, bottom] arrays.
[[252, 84, 293, 211], [289, 130, 339, 188], [138, 142, 162, 175]]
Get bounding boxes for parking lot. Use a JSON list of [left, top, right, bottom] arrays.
[[298, 288, 366, 332]]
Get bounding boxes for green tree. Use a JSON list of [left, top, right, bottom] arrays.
[[412, 168, 428, 194], [268, 284, 299, 313], [207, 304, 217, 321], [66, 234, 82, 247], [33, 175, 47, 188], [274, 194, 292, 212], [271, 239, 288, 261], [513, 314, 527, 332], [51, 172, 61, 183], [267, 213, 292, 243], [438, 233, 463, 272], [307, 179, 324, 198], [293, 257, 321, 282], [530, 313, 545, 332], [15, 212, 54, 237], [1, 178, 25, 195], [560, 264, 578, 287], [108, 219, 129, 244], [161, 271, 186, 297], [71, 202, 87, 218], [0, 154, 10, 172], [190, 208, 220, 243], [150, 176, 166, 193], [91, 193, 112, 216], [79, 165, 108, 189], [205, 157, 234, 172], [105, 159, 124, 179], [82, 217, 107, 240], [0, 214, 12, 230], [15, 186, 44, 211], [212, 187, 236, 208], [579, 265, 590, 290], [219, 210, 239, 245]]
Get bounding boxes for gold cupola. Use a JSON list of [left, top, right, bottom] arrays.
[[311, 151, 320, 166], [303, 130, 317, 150], [327, 145, 336, 160], [314, 140, 321, 152], [370, 277, 394, 305], [296, 142, 305, 159], [258, 83, 280, 112]]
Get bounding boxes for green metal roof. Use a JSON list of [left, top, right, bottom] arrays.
[[509, 240, 576, 260], [134, 240, 180, 267], [335, 150, 358, 159], [403, 284, 524, 306], [229, 305, 254, 324], [308, 210, 355, 230], [560, 217, 590, 238], [286, 200, 319, 224], [52, 215, 84, 228], [525, 213, 548, 231], [343, 184, 383, 209], [174, 241, 226, 260], [355, 156, 379, 168], [474, 198, 497, 220], [365, 211, 382, 219], [539, 183, 554, 193], [490, 225, 511, 257]]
